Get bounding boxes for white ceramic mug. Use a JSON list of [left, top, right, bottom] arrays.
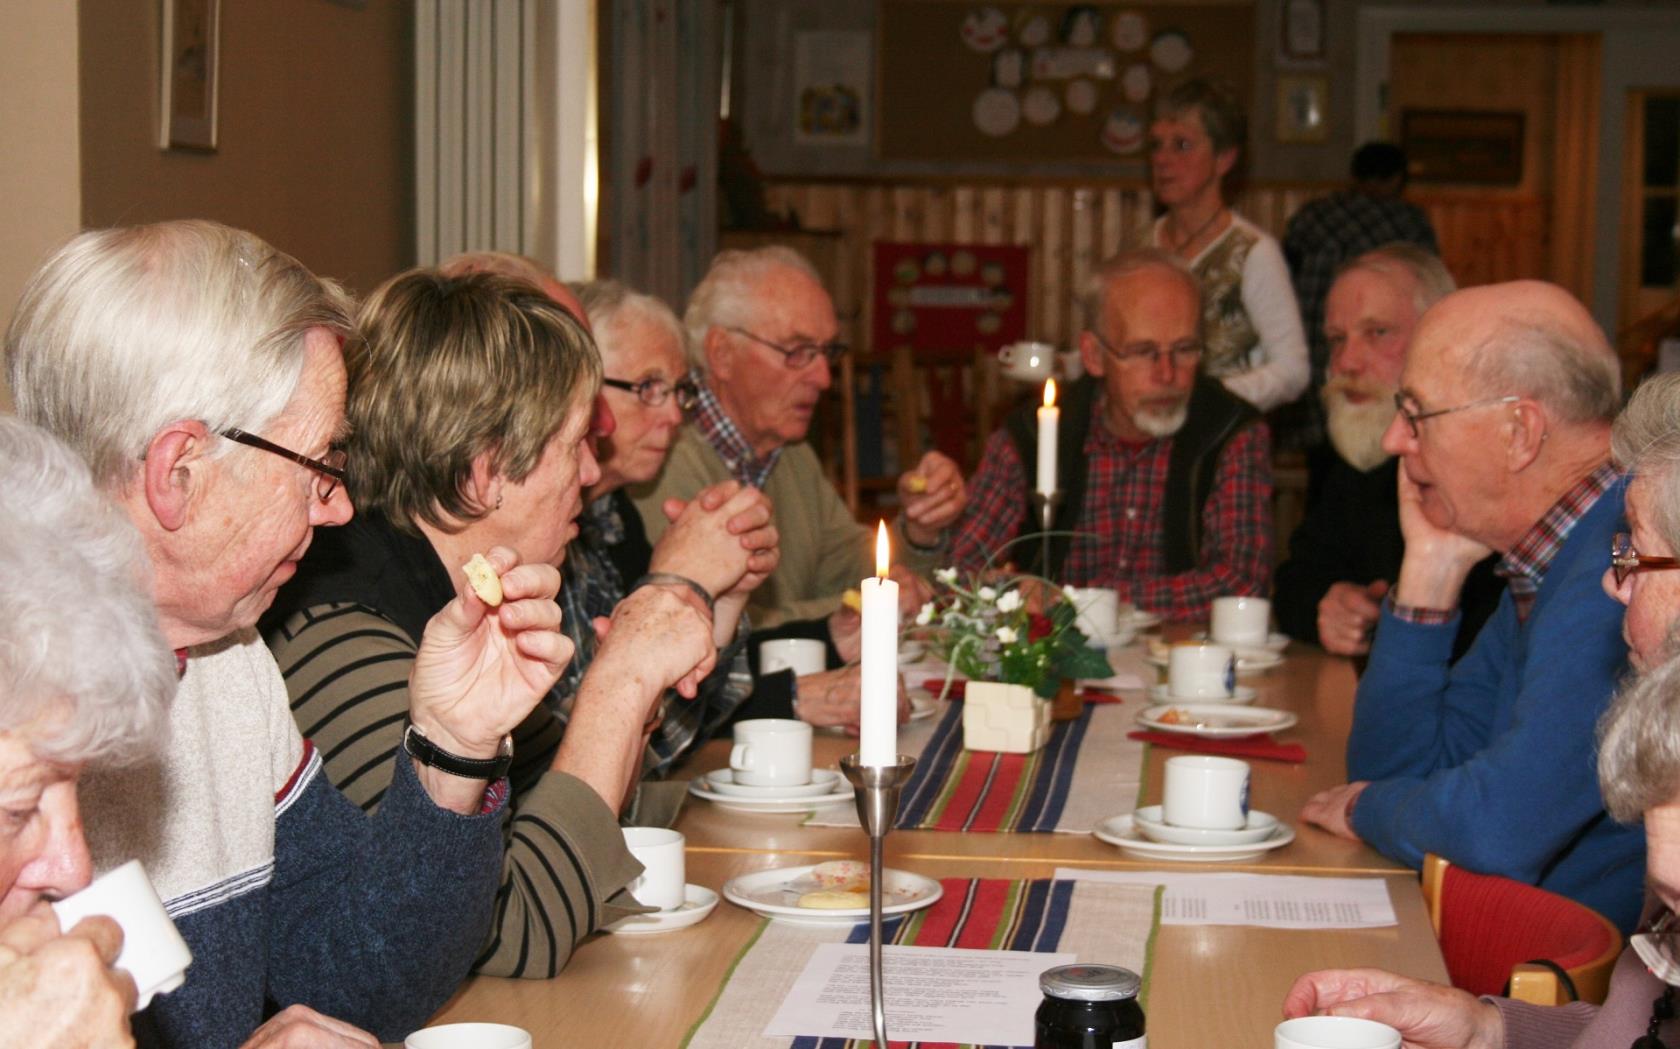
[[1162, 755, 1250, 830], [1211, 595, 1271, 647], [406, 1023, 534, 1049], [759, 638, 826, 677], [999, 340, 1055, 381], [622, 827, 686, 911], [1065, 586, 1120, 641], [1275, 1016, 1402, 1049], [729, 718, 813, 787], [1167, 642, 1237, 699], [52, 859, 192, 1012]]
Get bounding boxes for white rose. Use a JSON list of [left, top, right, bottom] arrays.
[[996, 590, 1022, 613], [934, 567, 959, 585], [995, 625, 1018, 644], [915, 602, 935, 626], [978, 586, 998, 602]]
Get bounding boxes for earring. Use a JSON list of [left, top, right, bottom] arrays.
[[495, 493, 504, 510]]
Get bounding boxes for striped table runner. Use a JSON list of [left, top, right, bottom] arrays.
[[808, 698, 1148, 834], [683, 878, 1160, 1049]]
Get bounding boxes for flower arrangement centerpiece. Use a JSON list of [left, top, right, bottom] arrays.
[[915, 568, 1114, 752]]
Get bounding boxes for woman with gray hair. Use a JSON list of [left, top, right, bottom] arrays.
[[0, 415, 174, 1047], [1279, 373, 1680, 1046]]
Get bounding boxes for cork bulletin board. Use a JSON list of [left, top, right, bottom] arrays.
[[877, 2, 1255, 165]]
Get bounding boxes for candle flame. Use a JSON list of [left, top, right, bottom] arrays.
[[1043, 378, 1058, 408], [875, 521, 890, 578]]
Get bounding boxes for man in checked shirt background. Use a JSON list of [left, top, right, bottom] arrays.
[[946, 247, 1273, 621]]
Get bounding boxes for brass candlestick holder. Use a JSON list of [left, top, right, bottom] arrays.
[[839, 754, 916, 1047]]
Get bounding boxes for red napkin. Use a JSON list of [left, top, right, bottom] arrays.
[[936, 681, 1124, 706], [1127, 730, 1307, 764]]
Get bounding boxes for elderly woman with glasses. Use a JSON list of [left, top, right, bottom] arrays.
[[0, 417, 174, 1047], [264, 269, 776, 981], [1281, 374, 1680, 1047]]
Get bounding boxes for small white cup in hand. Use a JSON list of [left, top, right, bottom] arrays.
[[1275, 1016, 1401, 1049], [51, 859, 192, 1011], [1162, 755, 1250, 830], [1065, 586, 1120, 641], [1211, 595, 1271, 647], [759, 638, 826, 677], [1167, 642, 1236, 699], [729, 718, 813, 787], [622, 827, 686, 911], [406, 1022, 534, 1049]]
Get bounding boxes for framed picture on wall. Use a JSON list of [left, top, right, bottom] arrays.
[[1275, 75, 1329, 144], [160, 0, 220, 151], [1401, 109, 1526, 185]]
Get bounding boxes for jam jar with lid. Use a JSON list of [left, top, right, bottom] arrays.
[[1034, 963, 1146, 1048]]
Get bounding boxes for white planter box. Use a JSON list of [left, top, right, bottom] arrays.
[[962, 680, 1051, 754]]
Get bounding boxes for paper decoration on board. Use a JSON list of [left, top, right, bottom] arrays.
[[1065, 77, 1097, 114], [995, 48, 1026, 88], [1061, 6, 1100, 47], [1100, 105, 1147, 154], [962, 7, 1010, 52], [973, 87, 1022, 136], [1121, 63, 1152, 102], [873, 242, 1030, 356], [1111, 11, 1147, 52], [1022, 85, 1061, 125], [1016, 10, 1052, 47], [1149, 29, 1193, 72]]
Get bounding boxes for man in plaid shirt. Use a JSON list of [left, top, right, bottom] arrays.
[[1299, 281, 1643, 932], [947, 249, 1273, 621]]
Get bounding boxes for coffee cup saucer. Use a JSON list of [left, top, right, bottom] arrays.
[[1093, 813, 1295, 861], [704, 768, 840, 798], [1148, 683, 1257, 705], [605, 884, 719, 935], [1131, 804, 1280, 845], [1194, 630, 1291, 655]]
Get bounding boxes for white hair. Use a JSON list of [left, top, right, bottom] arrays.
[[0, 416, 173, 765], [572, 279, 688, 368], [4, 220, 353, 489], [683, 246, 822, 370], [1335, 243, 1457, 317], [1613, 373, 1680, 555], [1080, 248, 1202, 339]]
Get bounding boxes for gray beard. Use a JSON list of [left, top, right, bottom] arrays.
[[1133, 402, 1189, 438], [1325, 392, 1393, 472]]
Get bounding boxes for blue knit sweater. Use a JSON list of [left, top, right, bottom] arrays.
[[1348, 479, 1647, 932]]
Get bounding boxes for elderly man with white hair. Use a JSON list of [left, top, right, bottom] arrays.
[[632, 246, 966, 651], [0, 416, 175, 1048], [4, 220, 570, 1048], [1299, 280, 1645, 933], [1273, 245, 1504, 661]]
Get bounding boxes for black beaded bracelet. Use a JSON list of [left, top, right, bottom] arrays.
[[632, 572, 716, 616]]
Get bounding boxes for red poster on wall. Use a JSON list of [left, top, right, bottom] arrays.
[[871, 242, 1030, 359]]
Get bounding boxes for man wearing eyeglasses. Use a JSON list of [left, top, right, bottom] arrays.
[[947, 248, 1273, 621], [633, 246, 967, 643], [1300, 280, 1645, 933]]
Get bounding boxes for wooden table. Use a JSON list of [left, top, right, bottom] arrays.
[[421, 645, 1447, 1048]]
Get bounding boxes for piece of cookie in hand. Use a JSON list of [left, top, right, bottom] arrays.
[[462, 553, 504, 607]]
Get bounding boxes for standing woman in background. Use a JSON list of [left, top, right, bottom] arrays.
[[1145, 78, 1310, 413]]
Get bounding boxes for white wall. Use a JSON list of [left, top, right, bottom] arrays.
[[0, 1, 83, 412]]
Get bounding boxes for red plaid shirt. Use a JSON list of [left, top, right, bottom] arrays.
[[949, 404, 1274, 620], [1392, 461, 1618, 626]]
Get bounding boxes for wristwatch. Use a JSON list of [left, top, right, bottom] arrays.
[[403, 723, 514, 780]]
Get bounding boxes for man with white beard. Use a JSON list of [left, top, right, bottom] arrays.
[[948, 248, 1273, 620], [1274, 244, 1503, 658]]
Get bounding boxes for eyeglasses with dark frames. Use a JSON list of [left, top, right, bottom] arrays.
[[219, 428, 347, 504], [602, 375, 700, 411], [1612, 532, 1680, 587], [1392, 391, 1521, 440], [727, 327, 849, 370], [1090, 330, 1203, 370]]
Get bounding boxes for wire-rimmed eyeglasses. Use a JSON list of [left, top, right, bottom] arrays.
[[1392, 391, 1521, 439], [727, 327, 849, 370], [1612, 532, 1680, 588], [1089, 330, 1203, 370], [602, 375, 700, 411], [220, 428, 346, 504]]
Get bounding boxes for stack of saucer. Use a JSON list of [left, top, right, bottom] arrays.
[[686, 768, 852, 813]]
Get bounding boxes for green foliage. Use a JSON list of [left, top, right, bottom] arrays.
[[917, 567, 1111, 696]]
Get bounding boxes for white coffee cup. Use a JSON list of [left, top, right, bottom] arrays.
[[1211, 595, 1271, 647], [622, 827, 686, 911], [730, 718, 813, 787], [999, 340, 1055, 381], [52, 859, 192, 1012], [1065, 586, 1120, 641], [759, 638, 826, 677], [1162, 755, 1251, 830], [1275, 1016, 1402, 1049], [406, 1022, 534, 1049], [1167, 642, 1237, 699]]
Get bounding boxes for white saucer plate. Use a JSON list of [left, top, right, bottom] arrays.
[[1146, 684, 1258, 705], [1143, 648, 1284, 673], [1193, 631, 1291, 655], [898, 640, 928, 665], [704, 768, 841, 798], [910, 693, 940, 721], [1119, 609, 1162, 631], [687, 779, 852, 813], [1135, 703, 1297, 738], [722, 865, 942, 926], [1130, 804, 1281, 846], [1093, 813, 1295, 862], [605, 884, 719, 935]]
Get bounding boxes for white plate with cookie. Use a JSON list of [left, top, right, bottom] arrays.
[[721, 863, 942, 926]]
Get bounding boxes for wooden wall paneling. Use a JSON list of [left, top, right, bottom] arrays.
[[1042, 187, 1068, 347], [980, 187, 1006, 245], [1549, 35, 1600, 304]]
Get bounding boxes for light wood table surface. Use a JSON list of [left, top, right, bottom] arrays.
[[678, 641, 1407, 875], [427, 849, 1446, 1049]]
